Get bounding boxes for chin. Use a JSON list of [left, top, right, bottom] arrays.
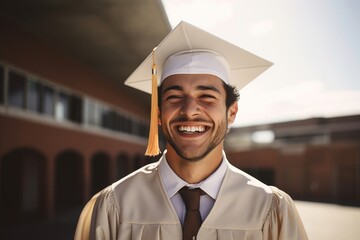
[[175, 148, 213, 162]]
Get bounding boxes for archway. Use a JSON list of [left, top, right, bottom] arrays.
[[0, 148, 46, 223], [90, 152, 111, 195], [55, 150, 83, 212], [116, 152, 129, 180]]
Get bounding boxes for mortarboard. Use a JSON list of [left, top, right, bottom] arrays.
[[125, 21, 273, 156]]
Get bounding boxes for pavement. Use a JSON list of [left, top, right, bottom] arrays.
[[295, 201, 360, 239], [0, 207, 82, 240]]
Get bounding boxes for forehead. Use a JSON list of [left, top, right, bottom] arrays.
[[161, 74, 225, 91]]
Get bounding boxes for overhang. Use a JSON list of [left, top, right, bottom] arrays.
[[0, 0, 171, 103]]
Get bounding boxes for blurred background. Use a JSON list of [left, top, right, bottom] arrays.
[[0, 0, 359, 239]]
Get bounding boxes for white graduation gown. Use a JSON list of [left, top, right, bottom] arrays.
[[74, 159, 308, 240]]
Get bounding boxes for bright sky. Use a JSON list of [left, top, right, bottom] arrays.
[[161, 0, 360, 127]]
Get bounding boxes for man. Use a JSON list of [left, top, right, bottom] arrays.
[[75, 21, 308, 240]]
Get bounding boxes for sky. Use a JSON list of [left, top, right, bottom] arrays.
[[161, 0, 360, 127]]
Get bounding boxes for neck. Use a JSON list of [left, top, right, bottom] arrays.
[[165, 144, 224, 184]]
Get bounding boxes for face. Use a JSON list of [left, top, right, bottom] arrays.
[[159, 74, 238, 161]]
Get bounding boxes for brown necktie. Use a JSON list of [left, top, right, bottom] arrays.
[[179, 187, 204, 240]]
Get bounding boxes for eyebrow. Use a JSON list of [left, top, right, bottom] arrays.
[[196, 85, 221, 94], [162, 84, 221, 94], [162, 85, 183, 94]]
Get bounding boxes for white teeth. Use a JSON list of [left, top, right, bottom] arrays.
[[178, 126, 205, 133]]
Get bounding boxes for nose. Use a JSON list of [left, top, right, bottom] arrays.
[[180, 97, 200, 118]]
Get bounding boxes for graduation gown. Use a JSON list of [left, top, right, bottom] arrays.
[[74, 159, 308, 240]]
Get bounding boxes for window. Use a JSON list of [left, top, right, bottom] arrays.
[[28, 79, 41, 112], [56, 92, 69, 121], [68, 95, 83, 123], [97, 107, 136, 134], [8, 70, 26, 109], [101, 107, 115, 130], [0, 65, 4, 104], [85, 99, 99, 126], [126, 117, 132, 134], [40, 85, 55, 116], [251, 130, 275, 144], [113, 112, 121, 131], [140, 122, 149, 138], [119, 114, 127, 132], [56, 92, 83, 123], [132, 120, 149, 138], [1, 63, 149, 139]]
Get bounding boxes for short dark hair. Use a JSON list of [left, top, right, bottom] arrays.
[[157, 81, 239, 110], [223, 82, 240, 109]]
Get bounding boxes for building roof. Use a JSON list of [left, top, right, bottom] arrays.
[[0, 0, 171, 101]]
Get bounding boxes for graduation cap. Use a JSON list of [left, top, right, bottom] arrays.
[[125, 21, 273, 156]]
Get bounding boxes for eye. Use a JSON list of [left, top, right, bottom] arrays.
[[201, 94, 216, 98], [164, 94, 183, 101], [199, 94, 217, 101]]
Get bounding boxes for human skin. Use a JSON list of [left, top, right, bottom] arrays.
[[159, 74, 238, 184]]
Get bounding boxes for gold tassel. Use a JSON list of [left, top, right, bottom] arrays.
[[145, 49, 161, 156]]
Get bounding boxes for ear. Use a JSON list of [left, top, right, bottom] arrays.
[[227, 101, 238, 124]]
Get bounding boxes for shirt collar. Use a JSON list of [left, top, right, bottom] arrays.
[[159, 150, 228, 200]]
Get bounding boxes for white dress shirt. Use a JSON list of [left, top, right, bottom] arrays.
[[159, 150, 228, 224]]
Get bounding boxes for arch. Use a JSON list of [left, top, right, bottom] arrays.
[[116, 152, 130, 179], [54, 149, 83, 212], [0, 147, 46, 224], [90, 151, 111, 195]]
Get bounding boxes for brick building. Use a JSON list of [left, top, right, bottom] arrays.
[[226, 115, 360, 206], [0, 0, 170, 226]]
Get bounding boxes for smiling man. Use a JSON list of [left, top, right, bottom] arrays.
[[75, 22, 308, 240], [159, 72, 237, 183]]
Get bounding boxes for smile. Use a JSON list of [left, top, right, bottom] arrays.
[[178, 125, 207, 134]]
